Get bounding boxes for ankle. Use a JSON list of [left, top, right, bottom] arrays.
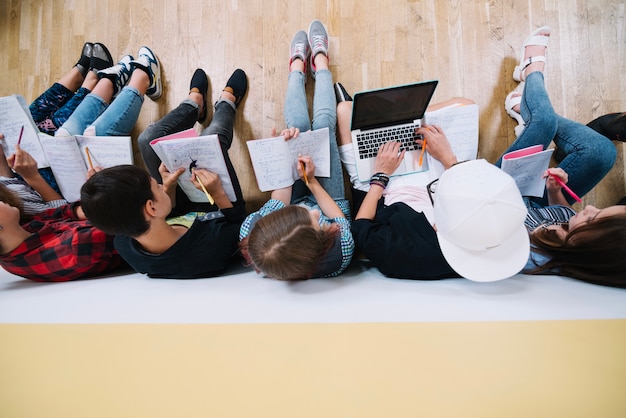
[[313, 53, 329, 70], [220, 88, 236, 103], [290, 58, 306, 73], [189, 89, 204, 107]]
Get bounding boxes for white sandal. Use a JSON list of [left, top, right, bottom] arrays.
[[513, 26, 550, 82], [505, 85, 525, 137]]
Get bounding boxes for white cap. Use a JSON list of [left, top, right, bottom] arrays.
[[434, 159, 529, 282]]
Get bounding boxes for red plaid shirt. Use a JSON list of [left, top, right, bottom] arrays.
[[0, 203, 122, 282]]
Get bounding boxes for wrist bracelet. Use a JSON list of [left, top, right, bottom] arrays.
[[369, 180, 387, 190], [370, 172, 390, 188]]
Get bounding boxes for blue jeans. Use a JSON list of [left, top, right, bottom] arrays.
[[56, 86, 144, 137], [283, 69, 344, 202], [137, 98, 244, 215], [495, 72, 616, 205]]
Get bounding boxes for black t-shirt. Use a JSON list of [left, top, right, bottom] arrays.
[[351, 202, 460, 280], [114, 207, 244, 279]]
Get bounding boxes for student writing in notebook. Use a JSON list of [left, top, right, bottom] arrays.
[[239, 20, 354, 281], [137, 68, 248, 217], [0, 137, 67, 215], [501, 26, 626, 287], [2, 42, 114, 194], [79, 69, 249, 279], [0, 183, 123, 282]]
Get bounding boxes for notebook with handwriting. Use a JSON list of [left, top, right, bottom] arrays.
[[246, 127, 330, 192]]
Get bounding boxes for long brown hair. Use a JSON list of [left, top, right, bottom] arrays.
[[240, 205, 338, 281], [529, 212, 626, 287], [0, 183, 27, 222]]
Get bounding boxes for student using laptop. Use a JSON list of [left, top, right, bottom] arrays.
[[337, 95, 530, 281], [239, 20, 354, 281], [348, 80, 438, 182], [336, 25, 626, 286]]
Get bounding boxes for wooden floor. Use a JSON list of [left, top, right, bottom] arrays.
[[1, 0, 624, 210]]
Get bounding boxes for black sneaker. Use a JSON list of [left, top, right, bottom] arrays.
[[75, 42, 93, 77], [224, 69, 248, 108], [189, 69, 209, 122], [90, 43, 114, 72], [587, 112, 626, 142], [334, 82, 352, 103]]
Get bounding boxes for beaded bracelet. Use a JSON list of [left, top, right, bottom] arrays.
[[369, 180, 387, 189], [370, 172, 390, 189]]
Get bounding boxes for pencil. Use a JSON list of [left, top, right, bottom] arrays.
[[419, 136, 427, 166], [299, 153, 309, 186], [85, 147, 94, 170], [549, 171, 582, 203], [17, 125, 24, 146], [193, 169, 215, 205]]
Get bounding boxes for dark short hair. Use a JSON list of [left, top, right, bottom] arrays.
[[80, 165, 154, 237]]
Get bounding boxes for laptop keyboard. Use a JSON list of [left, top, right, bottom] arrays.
[[356, 125, 422, 159]]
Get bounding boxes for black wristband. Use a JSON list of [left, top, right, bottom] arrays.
[[370, 172, 390, 188]]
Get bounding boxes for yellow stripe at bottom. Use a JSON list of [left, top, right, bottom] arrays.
[[1, 320, 625, 418]]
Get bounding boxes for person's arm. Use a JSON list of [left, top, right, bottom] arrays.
[[355, 141, 405, 221], [544, 167, 572, 207], [297, 155, 345, 219], [8, 144, 65, 203], [158, 163, 185, 208], [415, 124, 458, 169]]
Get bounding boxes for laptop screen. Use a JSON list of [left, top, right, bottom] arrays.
[[351, 80, 438, 131]]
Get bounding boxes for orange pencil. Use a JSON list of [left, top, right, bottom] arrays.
[[85, 147, 94, 170], [298, 153, 309, 186], [418, 136, 427, 166], [192, 169, 215, 205]]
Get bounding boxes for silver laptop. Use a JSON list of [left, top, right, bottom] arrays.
[[351, 80, 438, 181]]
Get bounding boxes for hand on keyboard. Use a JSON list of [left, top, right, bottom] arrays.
[[374, 141, 405, 175]]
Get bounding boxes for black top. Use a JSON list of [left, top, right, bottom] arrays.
[[351, 201, 460, 280], [114, 206, 245, 279]]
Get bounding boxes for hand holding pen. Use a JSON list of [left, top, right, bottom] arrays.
[[545, 168, 582, 203], [191, 168, 219, 205], [297, 154, 315, 186]]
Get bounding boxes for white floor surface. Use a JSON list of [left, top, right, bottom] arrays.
[[1, 262, 625, 324]]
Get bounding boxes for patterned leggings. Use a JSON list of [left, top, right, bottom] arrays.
[[29, 82, 90, 135], [26, 82, 90, 192]]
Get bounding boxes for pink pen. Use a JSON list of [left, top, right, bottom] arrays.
[[548, 170, 582, 203], [17, 125, 24, 146]]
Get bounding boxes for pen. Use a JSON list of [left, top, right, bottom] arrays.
[[17, 125, 24, 146], [419, 136, 427, 166], [549, 171, 582, 203], [299, 153, 309, 186], [193, 169, 215, 205], [85, 147, 94, 170]]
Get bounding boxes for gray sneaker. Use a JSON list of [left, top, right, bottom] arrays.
[[130, 46, 162, 100], [307, 20, 329, 79], [289, 30, 310, 72], [97, 55, 134, 96]]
